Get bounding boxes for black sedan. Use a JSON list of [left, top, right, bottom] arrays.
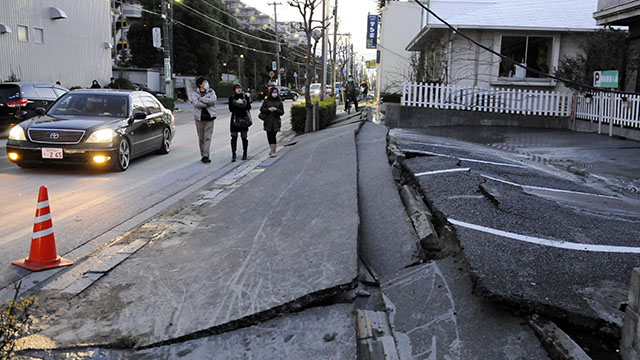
[[6, 90, 175, 171], [276, 86, 299, 101]]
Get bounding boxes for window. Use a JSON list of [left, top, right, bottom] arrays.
[[131, 95, 148, 115], [34, 27, 43, 44], [141, 95, 161, 114], [17, 25, 28, 42], [35, 86, 57, 100], [499, 35, 553, 79]]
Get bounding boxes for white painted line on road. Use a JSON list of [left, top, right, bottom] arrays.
[[415, 168, 470, 176], [480, 174, 618, 200], [399, 148, 526, 168], [449, 218, 640, 253]]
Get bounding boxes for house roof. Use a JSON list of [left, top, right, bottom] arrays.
[[406, 0, 606, 51], [432, 0, 601, 31]]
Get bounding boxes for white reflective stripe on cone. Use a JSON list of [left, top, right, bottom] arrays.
[[34, 213, 52, 224], [32, 227, 54, 239], [36, 200, 50, 209]]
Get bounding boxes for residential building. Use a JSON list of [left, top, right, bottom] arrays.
[[594, 0, 640, 91], [378, 0, 497, 94], [0, 0, 112, 87], [405, 0, 607, 92]]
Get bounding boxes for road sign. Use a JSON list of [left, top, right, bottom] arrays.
[[594, 70, 619, 88], [366, 14, 379, 49], [293, 72, 298, 78], [152, 27, 162, 48], [366, 60, 376, 68], [272, 61, 277, 71], [269, 70, 276, 79]]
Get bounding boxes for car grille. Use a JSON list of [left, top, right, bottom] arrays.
[[28, 129, 85, 144]]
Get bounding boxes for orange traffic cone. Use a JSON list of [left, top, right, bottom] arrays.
[[12, 186, 73, 271]]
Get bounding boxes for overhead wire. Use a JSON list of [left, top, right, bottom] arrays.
[[412, 0, 630, 94]]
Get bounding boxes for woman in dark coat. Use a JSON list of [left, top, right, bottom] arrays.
[[228, 84, 252, 161], [259, 87, 284, 157]]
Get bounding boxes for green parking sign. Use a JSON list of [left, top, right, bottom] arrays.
[[594, 70, 619, 88]]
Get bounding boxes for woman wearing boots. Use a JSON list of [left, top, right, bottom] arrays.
[[228, 84, 252, 162], [259, 87, 284, 157]]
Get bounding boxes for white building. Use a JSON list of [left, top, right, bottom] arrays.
[[378, 0, 498, 95], [0, 0, 112, 87]]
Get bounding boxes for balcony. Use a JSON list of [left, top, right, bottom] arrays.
[[594, 0, 640, 25]]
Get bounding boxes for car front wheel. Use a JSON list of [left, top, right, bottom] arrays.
[[113, 137, 131, 171], [157, 127, 171, 154]]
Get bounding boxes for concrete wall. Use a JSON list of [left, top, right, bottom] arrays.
[[0, 0, 112, 88], [598, 0, 636, 11], [384, 103, 570, 129], [622, 268, 640, 360], [378, 2, 423, 94], [383, 103, 640, 141]]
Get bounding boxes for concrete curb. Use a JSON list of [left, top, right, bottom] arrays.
[[528, 315, 592, 360], [398, 184, 439, 257]]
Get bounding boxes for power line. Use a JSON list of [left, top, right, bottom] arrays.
[[412, 0, 630, 94]]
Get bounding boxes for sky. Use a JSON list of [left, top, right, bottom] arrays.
[[240, 0, 379, 61]]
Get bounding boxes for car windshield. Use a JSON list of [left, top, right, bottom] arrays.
[[48, 93, 129, 118], [310, 84, 321, 90]]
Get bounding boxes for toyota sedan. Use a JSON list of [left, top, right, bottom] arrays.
[[6, 90, 175, 171]]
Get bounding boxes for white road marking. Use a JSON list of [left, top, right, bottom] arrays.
[[400, 148, 526, 168], [480, 174, 618, 200], [415, 168, 470, 176], [449, 218, 640, 253]]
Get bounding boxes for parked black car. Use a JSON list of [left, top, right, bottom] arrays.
[[0, 82, 68, 128], [132, 83, 160, 97], [6, 90, 175, 171], [276, 86, 299, 101]]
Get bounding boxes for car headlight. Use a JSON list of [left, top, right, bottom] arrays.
[[86, 129, 116, 143], [8, 125, 26, 141]]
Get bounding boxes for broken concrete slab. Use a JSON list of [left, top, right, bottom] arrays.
[[19, 304, 356, 360], [356, 123, 422, 280], [23, 124, 361, 349], [381, 258, 550, 359]]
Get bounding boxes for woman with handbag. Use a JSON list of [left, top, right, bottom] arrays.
[[259, 87, 284, 157], [228, 84, 252, 162]]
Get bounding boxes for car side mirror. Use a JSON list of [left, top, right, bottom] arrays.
[[34, 107, 46, 116]]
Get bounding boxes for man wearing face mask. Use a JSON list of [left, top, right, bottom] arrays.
[[192, 76, 217, 163]]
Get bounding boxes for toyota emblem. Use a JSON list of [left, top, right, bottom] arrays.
[[50, 133, 59, 139]]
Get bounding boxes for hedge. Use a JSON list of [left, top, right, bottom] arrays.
[[290, 97, 336, 133], [158, 97, 175, 111]]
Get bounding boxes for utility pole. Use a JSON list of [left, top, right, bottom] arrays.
[[332, 0, 338, 96], [161, 0, 173, 98], [320, 0, 328, 101], [268, 2, 282, 85]]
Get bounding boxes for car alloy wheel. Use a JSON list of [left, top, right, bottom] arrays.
[[114, 138, 131, 171], [158, 127, 171, 154]]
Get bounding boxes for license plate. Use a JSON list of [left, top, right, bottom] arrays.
[[42, 148, 63, 159]]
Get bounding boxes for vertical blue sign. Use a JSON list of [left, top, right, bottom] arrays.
[[366, 14, 379, 49]]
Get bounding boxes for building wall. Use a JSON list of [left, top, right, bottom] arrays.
[[598, 0, 636, 11], [441, 29, 590, 92], [0, 0, 112, 88], [378, 1, 424, 94]]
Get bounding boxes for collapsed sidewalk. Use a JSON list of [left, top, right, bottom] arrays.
[[14, 113, 554, 359]]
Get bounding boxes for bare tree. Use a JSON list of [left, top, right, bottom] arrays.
[[288, 0, 327, 130]]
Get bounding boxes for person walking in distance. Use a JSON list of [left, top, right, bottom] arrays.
[[192, 76, 217, 163], [228, 84, 252, 162], [259, 87, 284, 157], [343, 75, 359, 113]]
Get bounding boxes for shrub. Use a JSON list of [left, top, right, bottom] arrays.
[[158, 97, 175, 110], [114, 77, 135, 90], [0, 283, 37, 358], [290, 97, 336, 133]]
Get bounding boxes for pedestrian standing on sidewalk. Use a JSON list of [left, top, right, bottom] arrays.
[[191, 76, 217, 163], [343, 75, 359, 113], [90, 80, 101, 89], [107, 77, 119, 89], [228, 84, 252, 162], [259, 87, 284, 157]]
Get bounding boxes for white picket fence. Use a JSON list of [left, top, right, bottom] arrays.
[[575, 92, 640, 129], [401, 82, 640, 130], [402, 82, 571, 117]]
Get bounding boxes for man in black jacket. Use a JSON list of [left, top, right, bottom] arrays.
[[343, 75, 359, 113]]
